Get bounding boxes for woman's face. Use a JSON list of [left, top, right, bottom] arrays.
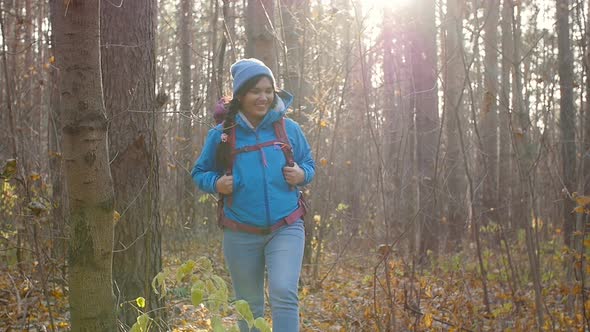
[[238, 77, 274, 126]]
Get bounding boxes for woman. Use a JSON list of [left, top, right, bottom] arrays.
[[192, 58, 315, 331]]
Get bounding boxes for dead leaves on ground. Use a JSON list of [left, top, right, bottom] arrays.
[[0, 266, 70, 331], [2, 234, 590, 331]]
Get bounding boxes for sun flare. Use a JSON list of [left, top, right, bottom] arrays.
[[359, 0, 411, 12]]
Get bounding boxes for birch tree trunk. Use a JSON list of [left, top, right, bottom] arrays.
[[51, 0, 117, 330]]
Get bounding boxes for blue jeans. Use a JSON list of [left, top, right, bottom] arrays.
[[223, 219, 305, 332]]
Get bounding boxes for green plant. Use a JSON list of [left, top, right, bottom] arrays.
[[151, 257, 272, 331]]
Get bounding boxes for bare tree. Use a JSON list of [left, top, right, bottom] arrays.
[[281, 0, 311, 120], [382, 6, 409, 246], [557, 0, 576, 247], [101, 0, 164, 327], [481, 0, 500, 225], [584, 0, 590, 196], [509, 1, 545, 327], [411, 0, 440, 257], [499, 0, 513, 230], [557, 0, 580, 318], [177, 0, 195, 228], [443, 0, 466, 252], [48, 0, 67, 268]]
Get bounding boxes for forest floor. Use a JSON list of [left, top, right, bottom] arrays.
[[1, 229, 589, 331]]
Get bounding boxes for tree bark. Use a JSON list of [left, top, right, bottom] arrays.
[[177, 0, 195, 230], [0, 0, 6, 161], [584, 0, 590, 196], [281, 0, 311, 121], [557, 0, 576, 247], [24, 0, 38, 173], [51, 0, 117, 330], [499, 0, 513, 231], [48, 0, 67, 269], [509, 1, 544, 327], [246, 0, 277, 72], [412, 0, 440, 257], [557, 0, 579, 318], [101, 0, 164, 327], [443, 0, 466, 252], [481, 0, 499, 226]]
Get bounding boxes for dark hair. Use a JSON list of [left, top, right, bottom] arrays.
[[215, 75, 278, 171]]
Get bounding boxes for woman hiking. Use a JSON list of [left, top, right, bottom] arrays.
[[192, 58, 315, 331]]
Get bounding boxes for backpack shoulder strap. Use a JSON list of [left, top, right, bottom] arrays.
[[273, 117, 295, 167], [220, 120, 237, 175], [220, 123, 236, 207], [228, 125, 236, 174]]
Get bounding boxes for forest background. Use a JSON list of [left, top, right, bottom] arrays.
[[1, 0, 589, 331]]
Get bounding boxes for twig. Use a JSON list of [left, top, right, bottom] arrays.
[[7, 272, 22, 318], [316, 231, 354, 287], [403, 301, 476, 332], [30, 219, 56, 332]]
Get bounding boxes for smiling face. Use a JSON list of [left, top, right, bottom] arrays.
[[237, 76, 275, 127]]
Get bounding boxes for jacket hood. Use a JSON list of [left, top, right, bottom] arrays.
[[235, 90, 293, 130]]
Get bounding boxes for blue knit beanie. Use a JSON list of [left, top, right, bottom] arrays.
[[230, 58, 276, 96]]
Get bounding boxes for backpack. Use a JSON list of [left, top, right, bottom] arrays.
[[214, 99, 296, 220], [214, 98, 295, 174]]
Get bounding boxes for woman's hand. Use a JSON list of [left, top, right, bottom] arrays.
[[216, 174, 233, 195], [283, 162, 305, 186]]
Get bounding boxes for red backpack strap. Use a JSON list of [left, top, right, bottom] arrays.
[[273, 117, 295, 167], [219, 123, 236, 207], [228, 125, 236, 173]]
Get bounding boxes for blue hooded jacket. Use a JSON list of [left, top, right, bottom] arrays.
[[191, 90, 315, 228]]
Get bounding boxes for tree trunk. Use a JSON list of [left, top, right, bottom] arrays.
[[443, 0, 466, 252], [412, 0, 440, 258], [246, 0, 277, 72], [48, 0, 67, 269], [101, 0, 164, 327], [51, 0, 117, 330], [557, 0, 576, 247], [0, 0, 6, 161], [205, 0, 218, 117], [581, 3, 590, 195], [499, 0, 513, 231], [481, 0, 499, 226], [217, 0, 234, 96], [383, 6, 407, 244], [557, 0, 579, 318], [510, 3, 528, 230], [24, 0, 38, 173], [177, 0, 195, 230], [281, 0, 311, 121], [584, 0, 590, 196], [509, 1, 544, 327]]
